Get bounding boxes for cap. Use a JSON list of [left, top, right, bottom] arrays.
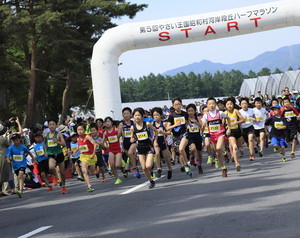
[[34, 131, 43, 137], [293, 90, 299, 94], [70, 132, 78, 137], [22, 128, 29, 132], [270, 105, 281, 110], [58, 125, 68, 133], [11, 133, 21, 140], [0, 124, 8, 136]]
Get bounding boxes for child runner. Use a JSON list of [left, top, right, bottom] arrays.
[[224, 97, 245, 171], [118, 107, 141, 179], [186, 103, 203, 174], [253, 97, 269, 157], [265, 105, 288, 162], [90, 123, 106, 182], [280, 97, 300, 158], [151, 107, 172, 179], [239, 98, 256, 161], [33, 131, 52, 190], [166, 98, 192, 177], [45, 119, 67, 194], [76, 123, 97, 192], [130, 108, 158, 189], [201, 106, 214, 166], [69, 132, 84, 181], [6, 133, 37, 198], [102, 117, 123, 185], [202, 98, 231, 177]]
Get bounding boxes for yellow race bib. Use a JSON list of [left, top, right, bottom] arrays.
[[209, 124, 221, 133], [108, 135, 118, 143], [204, 127, 209, 133], [245, 118, 252, 123], [124, 131, 131, 138], [36, 149, 44, 156], [174, 117, 186, 125], [189, 126, 199, 132], [274, 121, 284, 128], [285, 111, 296, 118], [79, 145, 89, 152], [47, 139, 57, 147], [13, 155, 23, 161], [136, 132, 148, 140]]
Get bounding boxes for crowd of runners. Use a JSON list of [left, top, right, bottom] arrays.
[[1, 87, 300, 198]]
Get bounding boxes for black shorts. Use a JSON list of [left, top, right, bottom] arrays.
[[137, 143, 154, 156], [188, 134, 202, 151], [38, 159, 49, 174], [242, 126, 255, 144], [95, 152, 105, 167], [71, 157, 80, 164], [228, 128, 242, 140], [123, 138, 133, 151], [48, 152, 64, 165], [254, 128, 265, 138], [157, 137, 167, 151], [285, 128, 298, 143], [14, 167, 26, 176], [173, 132, 188, 148]]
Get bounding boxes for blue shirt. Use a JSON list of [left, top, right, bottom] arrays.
[[6, 144, 30, 170], [70, 141, 81, 159], [33, 142, 48, 162]]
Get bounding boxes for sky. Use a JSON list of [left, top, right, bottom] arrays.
[[112, 0, 300, 79]]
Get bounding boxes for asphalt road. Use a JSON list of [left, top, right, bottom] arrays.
[[1, 146, 300, 238]]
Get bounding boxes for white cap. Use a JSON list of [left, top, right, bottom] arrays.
[[23, 128, 29, 132]]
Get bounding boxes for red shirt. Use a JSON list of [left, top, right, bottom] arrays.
[[77, 135, 95, 155], [105, 127, 121, 153]]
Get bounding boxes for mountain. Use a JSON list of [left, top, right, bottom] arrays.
[[163, 44, 300, 76]]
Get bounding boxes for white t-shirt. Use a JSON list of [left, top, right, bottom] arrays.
[[239, 108, 254, 129], [253, 107, 268, 130], [202, 109, 227, 123]]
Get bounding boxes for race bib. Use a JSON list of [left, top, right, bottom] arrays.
[[79, 145, 89, 152], [136, 132, 148, 140], [230, 117, 237, 123], [108, 135, 118, 143], [36, 149, 44, 156], [274, 121, 284, 128], [13, 155, 23, 161], [209, 124, 221, 133], [158, 127, 164, 136], [256, 117, 264, 121], [174, 117, 186, 125], [204, 127, 209, 134], [285, 111, 296, 118], [47, 139, 57, 147], [189, 126, 199, 133], [124, 131, 131, 138], [245, 118, 252, 124], [71, 146, 78, 151]]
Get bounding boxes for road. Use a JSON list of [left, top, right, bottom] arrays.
[[1, 147, 300, 238]]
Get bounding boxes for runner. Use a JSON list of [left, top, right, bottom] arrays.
[[33, 131, 52, 190], [202, 98, 231, 177], [280, 97, 300, 158], [166, 98, 192, 177], [201, 106, 214, 166], [45, 119, 67, 194], [265, 105, 288, 162], [253, 97, 269, 157], [186, 103, 203, 174], [102, 117, 123, 185], [239, 98, 256, 161], [117, 107, 141, 179], [224, 97, 245, 171], [130, 108, 158, 189], [151, 107, 172, 179], [69, 132, 84, 181], [76, 123, 97, 192], [6, 133, 37, 198]]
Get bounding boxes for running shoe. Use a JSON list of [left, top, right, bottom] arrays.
[[190, 160, 195, 167], [167, 170, 172, 180], [222, 167, 228, 178], [239, 151, 244, 157], [16, 190, 23, 198], [123, 171, 128, 178], [157, 169, 162, 178], [207, 156, 213, 165], [223, 152, 229, 164], [132, 168, 141, 179], [236, 165, 241, 172], [87, 186, 95, 192], [61, 187, 67, 194], [150, 171, 156, 179], [53, 177, 58, 186], [197, 165, 203, 174], [77, 176, 85, 181], [180, 166, 185, 172], [186, 170, 193, 178], [149, 180, 155, 189], [101, 178, 107, 182], [254, 147, 258, 154], [274, 147, 279, 153], [171, 160, 176, 166], [249, 156, 255, 161], [211, 161, 215, 167], [95, 173, 100, 178], [291, 152, 295, 158], [114, 178, 122, 185], [47, 186, 53, 191], [282, 157, 287, 162], [258, 150, 263, 157], [215, 160, 220, 168], [58, 180, 62, 187]]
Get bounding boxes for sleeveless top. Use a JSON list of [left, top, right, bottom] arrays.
[[46, 131, 62, 155], [206, 110, 225, 134], [122, 120, 134, 140], [133, 121, 151, 147], [77, 135, 94, 155], [225, 109, 239, 130], [105, 127, 121, 152]]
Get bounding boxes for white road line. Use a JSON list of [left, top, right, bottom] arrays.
[[18, 226, 53, 238], [120, 175, 165, 195]]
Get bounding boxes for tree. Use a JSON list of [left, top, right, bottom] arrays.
[[257, 67, 271, 76]]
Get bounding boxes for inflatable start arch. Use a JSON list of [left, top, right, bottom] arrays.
[[91, 0, 300, 119]]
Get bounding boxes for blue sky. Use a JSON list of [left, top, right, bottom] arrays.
[[113, 0, 300, 79]]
